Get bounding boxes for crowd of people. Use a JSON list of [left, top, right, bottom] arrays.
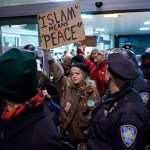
[[0, 45, 149, 150]]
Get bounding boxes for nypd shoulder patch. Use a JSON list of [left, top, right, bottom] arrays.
[[120, 125, 137, 147], [140, 92, 149, 105]]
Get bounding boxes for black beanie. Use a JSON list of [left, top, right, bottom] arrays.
[[141, 52, 150, 61], [71, 55, 84, 64], [71, 63, 90, 76], [0, 48, 38, 103]]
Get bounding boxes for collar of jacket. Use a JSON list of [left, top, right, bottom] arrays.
[[67, 79, 97, 93], [94, 82, 132, 114], [102, 81, 132, 104], [97, 60, 107, 69]]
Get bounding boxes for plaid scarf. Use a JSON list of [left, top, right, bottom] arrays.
[[1, 92, 44, 120]]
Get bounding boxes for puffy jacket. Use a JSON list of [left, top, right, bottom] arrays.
[[48, 62, 100, 141], [84, 59, 107, 97]]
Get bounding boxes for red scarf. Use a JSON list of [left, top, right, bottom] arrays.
[[2, 92, 44, 120]]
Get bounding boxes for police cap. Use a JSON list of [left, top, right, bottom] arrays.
[[107, 53, 138, 80]]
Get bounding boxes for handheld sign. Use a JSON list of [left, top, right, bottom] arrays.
[[80, 36, 97, 47], [38, 1, 85, 50]]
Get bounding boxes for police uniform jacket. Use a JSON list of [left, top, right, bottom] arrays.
[[133, 77, 150, 110], [88, 82, 149, 150], [48, 62, 100, 141], [133, 77, 150, 146], [0, 104, 63, 150]]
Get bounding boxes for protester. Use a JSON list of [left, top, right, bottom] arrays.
[[88, 48, 99, 62], [0, 48, 62, 150], [44, 50, 100, 150], [38, 70, 61, 126], [24, 44, 43, 71], [84, 50, 107, 96], [61, 56, 72, 77], [71, 55, 84, 64]]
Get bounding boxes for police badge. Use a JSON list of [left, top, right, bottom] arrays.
[[120, 125, 137, 147], [140, 92, 149, 105]]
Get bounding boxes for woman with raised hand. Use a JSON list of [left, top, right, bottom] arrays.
[[44, 50, 100, 150]]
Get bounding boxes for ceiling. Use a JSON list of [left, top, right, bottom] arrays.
[[0, 0, 74, 7], [82, 11, 150, 35], [0, 0, 150, 35]]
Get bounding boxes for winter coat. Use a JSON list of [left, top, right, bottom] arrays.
[[88, 83, 149, 150], [84, 59, 107, 97], [0, 104, 63, 150], [48, 62, 100, 142], [132, 77, 150, 110]]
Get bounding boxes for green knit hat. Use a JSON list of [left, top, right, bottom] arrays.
[[0, 48, 38, 103]]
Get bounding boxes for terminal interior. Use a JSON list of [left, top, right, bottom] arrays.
[[0, 0, 150, 55]]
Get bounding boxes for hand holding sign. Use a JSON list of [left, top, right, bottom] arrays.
[[38, 2, 85, 50]]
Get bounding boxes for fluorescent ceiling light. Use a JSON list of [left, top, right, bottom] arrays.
[[54, 0, 74, 1], [144, 21, 150, 25], [95, 28, 104, 31], [140, 27, 149, 30], [103, 14, 121, 17], [94, 31, 99, 33], [81, 14, 92, 18]]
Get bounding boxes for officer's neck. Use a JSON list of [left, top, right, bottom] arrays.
[[109, 81, 120, 94]]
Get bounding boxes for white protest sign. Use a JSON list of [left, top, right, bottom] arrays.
[[38, 1, 85, 50]]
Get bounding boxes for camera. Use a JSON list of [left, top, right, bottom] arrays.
[[95, 2, 103, 8]]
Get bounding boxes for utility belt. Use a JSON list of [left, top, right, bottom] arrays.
[[60, 134, 87, 150]]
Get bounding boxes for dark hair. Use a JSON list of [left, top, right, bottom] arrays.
[[24, 44, 35, 51], [71, 55, 84, 64], [141, 52, 150, 61]]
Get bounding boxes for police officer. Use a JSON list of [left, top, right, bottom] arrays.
[[119, 49, 150, 148], [88, 52, 149, 150], [120, 50, 150, 111], [140, 52, 150, 84]]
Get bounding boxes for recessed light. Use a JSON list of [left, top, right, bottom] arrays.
[[144, 21, 150, 25], [103, 14, 121, 17], [81, 15, 92, 18], [95, 28, 104, 31], [140, 27, 149, 30], [94, 31, 99, 34]]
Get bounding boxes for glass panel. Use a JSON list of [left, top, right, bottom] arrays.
[[1, 24, 39, 48], [2, 36, 19, 47]]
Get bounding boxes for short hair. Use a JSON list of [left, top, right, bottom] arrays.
[[24, 44, 35, 51], [141, 52, 150, 61], [63, 56, 72, 63]]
